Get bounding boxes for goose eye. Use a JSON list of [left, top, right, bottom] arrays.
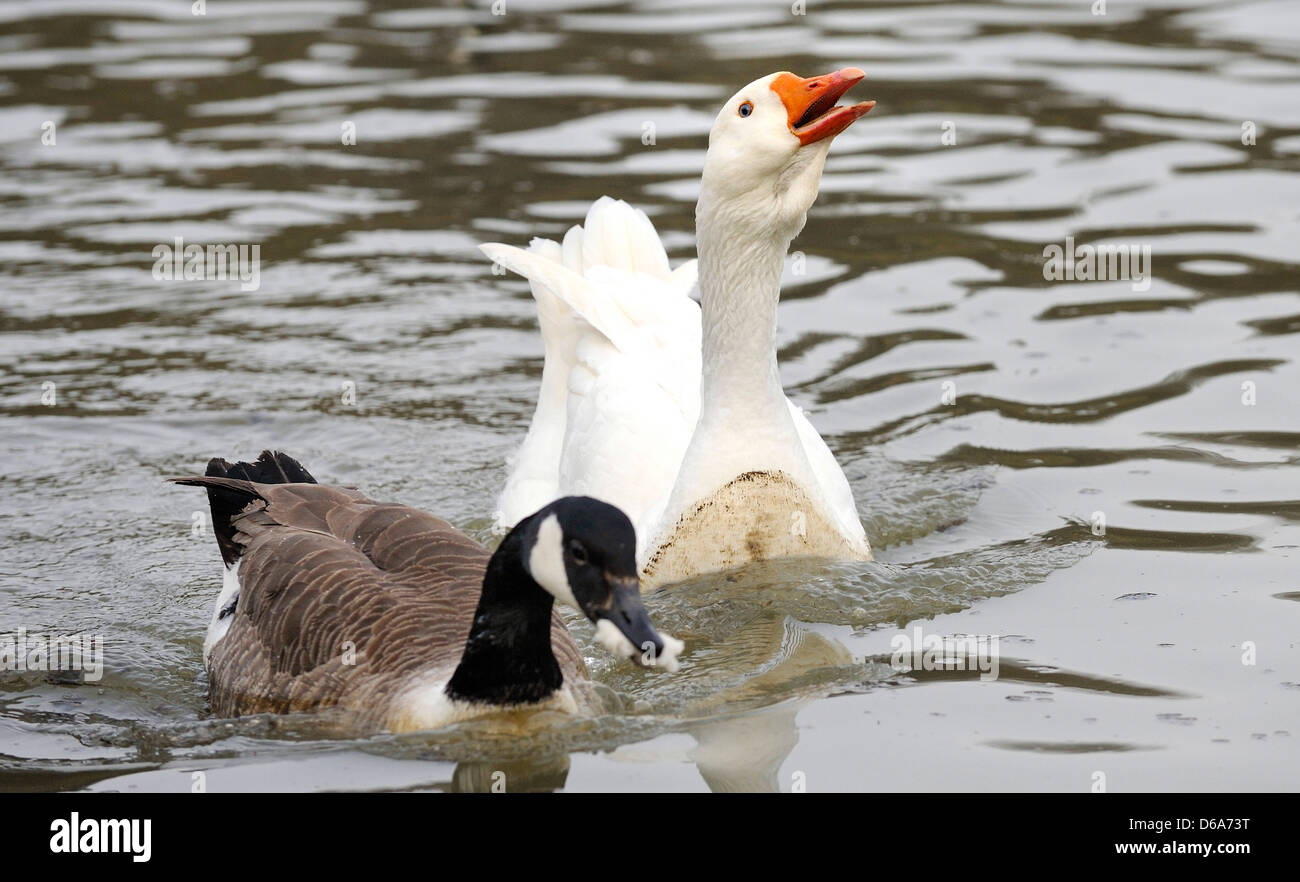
[[738, 101, 753, 118], [568, 540, 589, 566]]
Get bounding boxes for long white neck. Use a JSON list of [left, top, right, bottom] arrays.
[[695, 198, 796, 431], [643, 186, 828, 557], [649, 183, 817, 532]]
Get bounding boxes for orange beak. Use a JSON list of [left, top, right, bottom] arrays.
[[770, 67, 875, 146]]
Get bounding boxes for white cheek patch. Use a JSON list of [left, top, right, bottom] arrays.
[[593, 620, 685, 673], [528, 513, 577, 608]]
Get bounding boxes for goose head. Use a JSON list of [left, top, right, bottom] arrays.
[[524, 496, 684, 672], [699, 68, 874, 239]]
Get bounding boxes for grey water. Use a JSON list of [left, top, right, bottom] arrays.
[[0, 0, 1297, 792]]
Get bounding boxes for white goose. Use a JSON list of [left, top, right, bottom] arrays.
[[484, 68, 876, 588]]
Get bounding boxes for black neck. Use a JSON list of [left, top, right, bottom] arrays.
[[445, 524, 563, 705]]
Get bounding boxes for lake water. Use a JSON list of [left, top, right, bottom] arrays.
[[1, 0, 1297, 792]]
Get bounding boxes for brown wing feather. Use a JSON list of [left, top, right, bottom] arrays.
[[205, 482, 586, 729]]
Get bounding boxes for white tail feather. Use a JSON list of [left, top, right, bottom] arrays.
[[670, 259, 699, 296], [580, 196, 672, 280], [479, 242, 639, 350], [485, 196, 702, 535]]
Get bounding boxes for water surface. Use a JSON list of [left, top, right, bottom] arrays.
[[1, 0, 1298, 792]]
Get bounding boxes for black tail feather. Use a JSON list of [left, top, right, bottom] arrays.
[[173, 450, 317, 566], [210, 450, 316, 486]]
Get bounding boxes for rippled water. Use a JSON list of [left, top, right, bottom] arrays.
[[1, 0, 1297, 792]]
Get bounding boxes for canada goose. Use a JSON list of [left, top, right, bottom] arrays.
[[172, 450, 683, 733], [484, 69, 876, 588]]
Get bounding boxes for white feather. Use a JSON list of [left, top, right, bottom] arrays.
[[489, 238, 584, 529], [787, 400, 869, 547], [487, 198, 701, 553], [203, 561, 240, 664], [395, 677, 581, 731]]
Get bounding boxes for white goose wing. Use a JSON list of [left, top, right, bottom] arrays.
[[559, 264, 700, 552], [786, 399, 869, 551], [491, 236, 578, 529], [483, 198, 700, 543]]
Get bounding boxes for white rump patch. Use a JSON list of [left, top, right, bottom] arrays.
[[528, 514, 577, 608], [203, 561, 240, 665]]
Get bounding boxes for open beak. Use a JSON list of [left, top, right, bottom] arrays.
[[770, 67, 875, 146], [593, 576, 684, 672]]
